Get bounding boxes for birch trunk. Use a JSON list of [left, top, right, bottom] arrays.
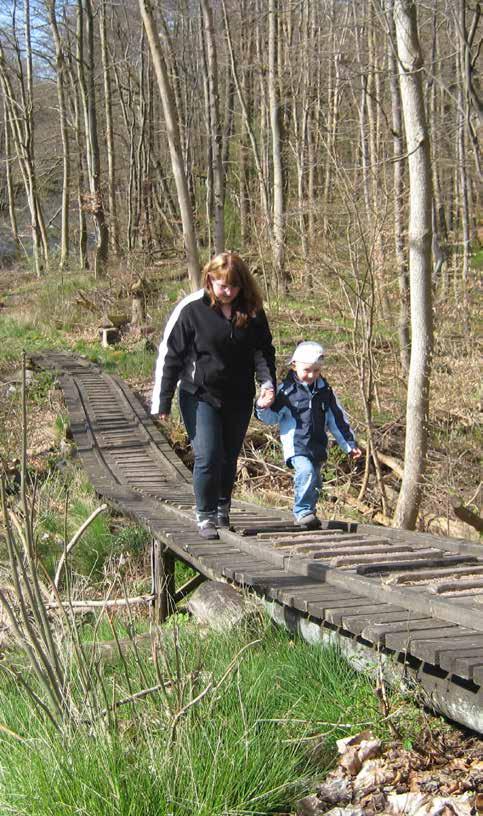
[[393, 0, 433, 530], [387, 0, 410, 373]]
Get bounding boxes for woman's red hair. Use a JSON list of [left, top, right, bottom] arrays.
[[202, 252, 263, 327]]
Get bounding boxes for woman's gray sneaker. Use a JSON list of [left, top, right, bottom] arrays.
[[197, 519, 219, 540]]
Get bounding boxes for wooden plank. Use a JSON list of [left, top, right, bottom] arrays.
[[337, 604, 404, 629], [277, 584, 357, 608], [240, 524, 308, 536], [388, 564, 483, 585], [308, 600, 391, 626], [326, 549, 439, 567], [437, 648, 483, 677], [259, 530, 348, 543], [442, 651, 483, 680], [360, 616, 451, 644], [342, 604, 407, 640], [233, 566, 287, 588], [432, 579, 483, 594], [308, 545, 410, 559], [385, 626, 476, 652], [297, 537, 392, 550], [346, 610, 426, 637], [357, 555, 478, 576], [184, 545, 240, 558], [292, 592, 365, 614], [406, 635, 483, 664]]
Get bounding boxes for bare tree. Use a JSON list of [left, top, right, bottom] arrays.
[[268, 0, 286, 288], [0, 4, 48, 276], [201, 0, 225, 253], [47, 0, 70, 270], [99, 0, 120, 256], [139, 0, 201, 288], [392, 0, 433, 530], [77, 0, 109, 276], [387, 0, 410, 373]]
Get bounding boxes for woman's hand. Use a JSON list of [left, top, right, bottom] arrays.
[[349, 447, 362, 460], [257, 386, 275, 408], [158, 413, 169, 421]]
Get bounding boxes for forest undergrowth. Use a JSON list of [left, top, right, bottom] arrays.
[[0, 260, 481, 541], [0, 260, 481, 815]]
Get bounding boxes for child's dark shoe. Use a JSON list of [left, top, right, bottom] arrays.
[[294, 513, 321, 530], [197, 520, 219, 540]]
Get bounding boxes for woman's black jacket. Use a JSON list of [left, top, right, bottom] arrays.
[[151, 289, 276, 415]]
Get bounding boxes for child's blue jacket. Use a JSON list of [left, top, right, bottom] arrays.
[[255, 371, 357, 465]]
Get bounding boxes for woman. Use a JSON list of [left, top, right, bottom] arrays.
[[151, 252, 276, 539]]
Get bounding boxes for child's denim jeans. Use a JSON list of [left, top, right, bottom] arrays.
[[291, 455, 322, 520]]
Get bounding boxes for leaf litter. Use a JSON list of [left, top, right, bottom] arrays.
[[296, 728, 482, 816]]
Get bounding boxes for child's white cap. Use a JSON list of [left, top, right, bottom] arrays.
[[290, 341, 325, 365]]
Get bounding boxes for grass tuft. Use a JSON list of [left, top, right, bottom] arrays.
[[0, 619, 414, 816]]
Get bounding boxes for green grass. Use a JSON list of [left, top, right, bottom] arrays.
[[71, 338, 156, 380], [0, 619, 413, 816], [23, 469, 150, 581], [0, 315, 68, 365]]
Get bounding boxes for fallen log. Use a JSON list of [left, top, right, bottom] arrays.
[[451, 500, 483, 534], [359, 438, 404, 480]]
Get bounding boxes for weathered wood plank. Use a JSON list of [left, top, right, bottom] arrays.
[[402, 635, 483, 664], [360, 616, 451, 644]]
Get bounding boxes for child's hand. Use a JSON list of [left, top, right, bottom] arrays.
[[349, 447, 362, 460], [257, 386, 275, 408]]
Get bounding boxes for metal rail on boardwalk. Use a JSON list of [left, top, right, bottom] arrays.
[[32, 352, 483, 733]]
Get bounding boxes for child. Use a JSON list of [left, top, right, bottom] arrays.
[[255, 341, 361, 529]]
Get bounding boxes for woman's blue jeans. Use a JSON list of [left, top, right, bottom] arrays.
[[290, 455, 322, 520], [179, 390, 253, 520]]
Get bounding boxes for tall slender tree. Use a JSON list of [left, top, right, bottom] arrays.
[[393, 0, 433, 530], [139, 0, 201, 288]]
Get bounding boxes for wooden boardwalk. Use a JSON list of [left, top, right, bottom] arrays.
[[33, 352, 483, 732]]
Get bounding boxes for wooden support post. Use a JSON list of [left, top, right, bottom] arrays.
[[151, 538, 176, 623]]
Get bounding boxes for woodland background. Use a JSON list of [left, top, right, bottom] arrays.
[[0, 0, 481, 531], [0, 3, 481, 811]]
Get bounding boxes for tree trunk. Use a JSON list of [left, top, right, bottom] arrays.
[[393, 0, 433, 531], [3, 98, 21, 253], [99, 0, 120, 256], [387, 0, 410, 373], [221, 0, 271, 242], [139, 0, 200, 289], [268, 0, 286, 289], [48, 0, 70, 271], [200, 0, 225, 253], [77, 0, 109, 277]]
